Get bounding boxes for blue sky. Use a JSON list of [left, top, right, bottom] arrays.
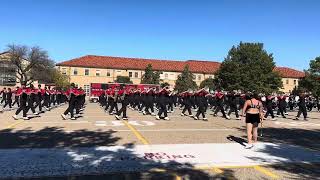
[[0, 0, 319, 70]]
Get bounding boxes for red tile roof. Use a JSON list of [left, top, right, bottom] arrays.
[[56, 55, 305, 78], [56, 55, 221, 74], [274, 67, 305, 78]]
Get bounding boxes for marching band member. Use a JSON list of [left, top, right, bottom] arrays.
[[13, 85, 29, 120], [156, 87, 170, 120]]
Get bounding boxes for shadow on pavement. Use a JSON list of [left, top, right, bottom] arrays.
[[228, 127, 320, 179], [0, 127, 237, 180]]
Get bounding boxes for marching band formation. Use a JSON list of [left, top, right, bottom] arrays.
[[97, 86, 320, 121], [0, 83, 85, 120], [1, 85, 320, 121]]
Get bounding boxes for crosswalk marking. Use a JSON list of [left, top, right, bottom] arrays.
[[94, 120, 156, 127], [274, 121, 320, 127]]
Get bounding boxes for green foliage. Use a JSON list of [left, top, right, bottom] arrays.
[[160, 82, 170, 88], [299, 57, 320, 96], [200, 78, 215, 90], [115, 76, 133, 84], [141, 64, 161, 84], [53, 69, 70, 89], [215, 42, 282, 93], [174, 65, 197, 92]]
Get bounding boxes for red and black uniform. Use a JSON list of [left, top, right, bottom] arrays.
[[56, 89, 62, 105], [15, 87, 28, 118], [157, 89, 169, 118], [0, 88, 7, 104], [11, 88, 20, 107], [264, 95, 275, 119], [227, 92, 240, 118], [42, 87, 51, 109], [277, 95, 287, 118], [63, 88, 78, 118], [104, 89, 112, 111], [116, 89, 129, 118], [195, 90, 208, 119], [34, 87, 44, 112], [182, 92, 193, 115], [75, 88, 85, 115], [26, 87, 37, 114], [50, 89, 56, 106], [139, 90, 147, 112], [213, 91, 227, 118], [3, 88, 12, 108], [144, 89, 155, 115]]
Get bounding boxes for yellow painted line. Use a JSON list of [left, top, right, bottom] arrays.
[[174, 174, 182, 180], [122, 121, 183, 179], [212, 167, 223, 174], [122, 120, 150, 145], [150, 168, 181, 179], [4, 121, 24, 129], [150, 168, 166, 173], [195, 165, 255, 170], [254, 166, 279, 179]]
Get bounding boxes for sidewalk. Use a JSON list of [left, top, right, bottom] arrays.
[[0, 142, 319, 178]]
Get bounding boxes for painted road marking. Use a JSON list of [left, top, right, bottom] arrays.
[[274, 121, 320, 127], [28, 121, 89, 124], [212, 167, 223, 174], [0, 143, 317, 179], [0, 128, 234, 134], [94, 121, 156, 127], [133, 128, 234, 132], [123, 120, 150, 145], [254, 166, 279, 179], [4, 121, 24, 129]]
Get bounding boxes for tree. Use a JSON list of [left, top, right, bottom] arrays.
[[200, 78, 215, 90], [174, 65, 197, 92], [215, 42, 282, 93], [52, 69, 70, 89], [4, 44, 54, 85], [115, 76, 133, 84], [141, 64, 161, 84], [299, 57, 320, 96], [160, 82, 170, 88]]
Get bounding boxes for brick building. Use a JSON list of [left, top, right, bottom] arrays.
[[56, 55, 305, 93]]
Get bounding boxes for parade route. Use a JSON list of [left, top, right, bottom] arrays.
[[0, 142, 319, 179], [1, 102, 320, 179]]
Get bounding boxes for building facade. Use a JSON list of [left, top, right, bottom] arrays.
[[0, 52, 17, 86], [56, 55, 305, 93], [0, 52, 44, 89]]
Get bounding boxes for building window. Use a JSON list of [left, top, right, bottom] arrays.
[[209, 76, 213, 79], [294, 80, 297, 85], [73, 68, 78, 75], [107, 70, 111, 77], [85, 69, 89, 76], [84, 85, 90, 96], [193, 75, 196, 80], [96, 70, 100, 76], [62, 68, 67, 75], [165, 73, 168, 79], [198, 75, 201, 81], [286, 79, 289, 85], [134, 72, 139, 78], [129, 72, 133, 78]]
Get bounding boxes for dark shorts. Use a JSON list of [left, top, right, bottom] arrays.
[[246, 113, 261, 124]]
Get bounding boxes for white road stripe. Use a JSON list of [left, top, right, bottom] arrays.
[[0, 128, 234, 133], [27, 121, 89, 124], [135, 128, 235, 132]]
